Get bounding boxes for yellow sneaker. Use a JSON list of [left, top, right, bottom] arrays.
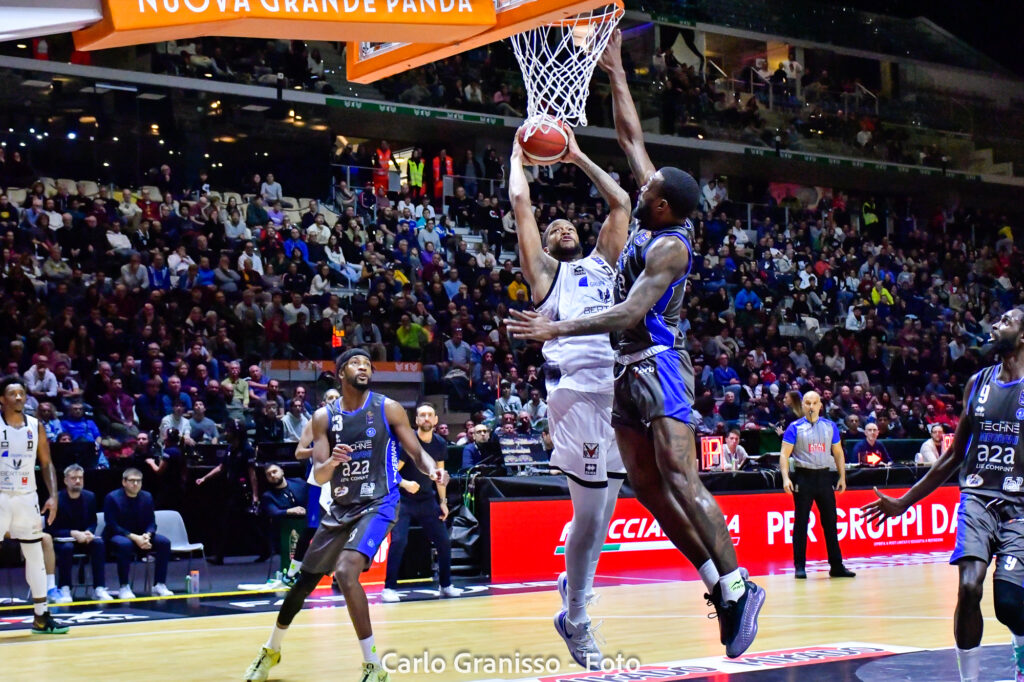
[[359, 661, 390, 682], [244, 647, 281, 681]]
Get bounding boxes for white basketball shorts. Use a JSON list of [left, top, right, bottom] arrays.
[[0, 491, 43, 541], [547, 387, 625, 487]]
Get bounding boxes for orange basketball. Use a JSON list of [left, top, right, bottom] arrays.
[[518, 117, 570, 165]]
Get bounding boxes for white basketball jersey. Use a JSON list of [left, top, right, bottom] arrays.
[[0, 415, 39, 494], [536, 254, 616, 393]]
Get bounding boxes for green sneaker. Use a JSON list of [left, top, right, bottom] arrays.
[[31, 613, 69, 635], [244, 646, 281, 681], [359, 661, 390, 682], [1013, 642, 1024, 681]]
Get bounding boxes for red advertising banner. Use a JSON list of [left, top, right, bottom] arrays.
[[490, 487, 962, 582]]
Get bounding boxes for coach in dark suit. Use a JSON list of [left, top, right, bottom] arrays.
[[102, 467, 173, 598], [47, 464, 112, 601]]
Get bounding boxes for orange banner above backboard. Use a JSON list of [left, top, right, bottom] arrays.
[[73, 0, 496, 51], [345, 0, 621, 83]]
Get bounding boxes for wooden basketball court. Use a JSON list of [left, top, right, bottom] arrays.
[[1, 561, 1016, 681]]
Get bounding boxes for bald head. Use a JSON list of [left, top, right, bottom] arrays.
[[801, 391, 822, 421]]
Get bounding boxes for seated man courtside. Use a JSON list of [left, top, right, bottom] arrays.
[[102, 468, 174, 599]]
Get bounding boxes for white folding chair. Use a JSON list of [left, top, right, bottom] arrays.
[[156, 510, 206, 590]]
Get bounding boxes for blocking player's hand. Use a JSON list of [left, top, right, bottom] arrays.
[[563, 127, 582, 164], [330, 443, 353, 465], [862, 487, 908, 527], [401, 480, 421, 495], [598, 28, 623, 74], [430, 468, 450, 487], [43, 496, 58, 525], [506, 309, 559, 342]]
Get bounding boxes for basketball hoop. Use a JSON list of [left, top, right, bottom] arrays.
[[511, 1, 623, 138]]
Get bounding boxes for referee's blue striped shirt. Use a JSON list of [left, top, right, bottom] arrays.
[[783, 417, 841, 470]]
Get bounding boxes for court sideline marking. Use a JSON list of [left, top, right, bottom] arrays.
[[0, 611, 998, 648]]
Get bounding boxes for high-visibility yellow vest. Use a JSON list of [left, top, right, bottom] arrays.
[[408, 159, 424, 188]]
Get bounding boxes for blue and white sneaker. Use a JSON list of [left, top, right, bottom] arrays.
[[46, 587, 63, 604], [554, 609, 604, 670]]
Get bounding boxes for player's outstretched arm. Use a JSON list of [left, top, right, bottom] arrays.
[[863, 373, 977, 525], [506, 237, 687, 341], [509, 138, 558, 302], [598, 29, 656, 186], [563, 129, 630, 262], [385, 399, 450, 486]]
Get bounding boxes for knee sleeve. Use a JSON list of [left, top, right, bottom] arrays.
[[994, 580, 1024, 635], [293, 527, 317, 562], [21, 540, 48, 599], [277, 570, 322, 627]]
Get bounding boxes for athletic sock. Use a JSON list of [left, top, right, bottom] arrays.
[[286, 560, 302, 578], [360, 635, 380, 664], [46, 574, 56, 591], [266, 624, 287, 651], [1014, 633, 1024, 648], [567, 589, 588, 625], [719, 569, 746, 604], [955, 646, 979, 682], [33, 601, 46, 616], [699, 560, 721, 593]]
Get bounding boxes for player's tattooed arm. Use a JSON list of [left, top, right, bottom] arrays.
[[507, 237, 688, 341]]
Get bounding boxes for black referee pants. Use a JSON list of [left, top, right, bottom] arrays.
[[384, 496, 452, 590], [791, 468, 844, 570]]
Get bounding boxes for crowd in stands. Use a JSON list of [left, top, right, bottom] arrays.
[[130, 34, 956, 168], [0, 131, 1020, 485], [150, 38, 335, 93], [377, 43, 946, 166]]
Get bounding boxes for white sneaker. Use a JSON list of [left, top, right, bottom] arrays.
[[119, 585, 136, 600], [440, 585, 463, 598], [57, 586, 73, 604], [152, 583, 174, 597], [554, 609, 604, 670], [380, 588, 400, 603], [93, 587, 113, 601]]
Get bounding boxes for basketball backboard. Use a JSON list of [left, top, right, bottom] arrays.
[[345, 0, 620, 83]]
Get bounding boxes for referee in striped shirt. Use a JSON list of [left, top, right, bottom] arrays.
[[779, 391, 856, 579]]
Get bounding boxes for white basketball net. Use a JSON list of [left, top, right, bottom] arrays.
[[510, 3, 623, 138]]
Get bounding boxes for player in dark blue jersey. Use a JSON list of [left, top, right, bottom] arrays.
[[866, 308, 1024, 682], [244, 349, 449, 682], [507, 29, 763, 660]]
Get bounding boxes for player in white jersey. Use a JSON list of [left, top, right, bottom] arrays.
[[509, 129, 629, 669], [0, 376, 67, 634]]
